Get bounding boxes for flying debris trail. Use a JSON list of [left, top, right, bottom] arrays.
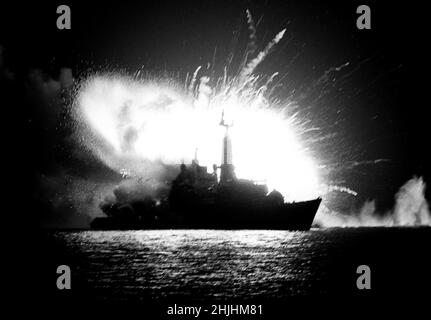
[[188, 66, 202, 94], [239, 28, 286, 84], [243, 9, 257, 61], [237, 9, 258, 77], [314, 61, 351, 87], [325, 185, 358, 196], [246, 9, 257, 54]]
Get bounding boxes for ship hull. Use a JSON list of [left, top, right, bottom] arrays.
[[91, 198, 321, 231]]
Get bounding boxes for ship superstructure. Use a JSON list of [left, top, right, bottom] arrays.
[[92, 112, 321, 230]]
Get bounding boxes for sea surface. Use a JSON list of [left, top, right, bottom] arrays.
[[36, 227, 430, 303]]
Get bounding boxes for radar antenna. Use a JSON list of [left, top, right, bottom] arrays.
[[219, 109, 233, 132]]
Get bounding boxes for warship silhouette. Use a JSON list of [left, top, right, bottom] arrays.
[[91, 111, 321, 230]]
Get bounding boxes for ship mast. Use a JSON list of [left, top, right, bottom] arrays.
[[219, 110, 236, 183]]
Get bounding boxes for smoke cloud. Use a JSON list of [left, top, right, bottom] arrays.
[[36, 172, 116, 228]]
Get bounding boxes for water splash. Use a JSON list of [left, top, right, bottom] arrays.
[[315, 177, 431, 227]]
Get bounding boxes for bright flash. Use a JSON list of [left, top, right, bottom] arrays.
[[75, 24, 320, 202], [76, 74, 320, 202]]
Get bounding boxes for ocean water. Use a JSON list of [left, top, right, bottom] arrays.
[[36, 228, 430, 302]]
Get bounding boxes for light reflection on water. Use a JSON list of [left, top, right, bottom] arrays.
[[52, 229, 337, 300], [43, 228, 431, 300]]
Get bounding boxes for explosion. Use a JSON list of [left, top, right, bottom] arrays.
[[74, 26, 321, 202]]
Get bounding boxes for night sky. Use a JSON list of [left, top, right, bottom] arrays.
[[1, 0, 430, 227]]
